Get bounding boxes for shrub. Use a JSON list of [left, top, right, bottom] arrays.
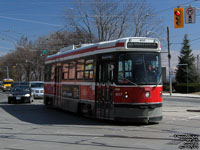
[[163, 82, 176, 92], [174, 83, 200, 93]]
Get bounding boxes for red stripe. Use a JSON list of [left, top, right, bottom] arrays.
[[46, 42, 125, 62]]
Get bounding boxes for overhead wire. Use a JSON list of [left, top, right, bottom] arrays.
[[159, 0, 200, 45], [154, 0, 198, 14], [0, 15, 63, 27]]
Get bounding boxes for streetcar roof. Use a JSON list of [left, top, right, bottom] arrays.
[[45, 37, 161, 64]]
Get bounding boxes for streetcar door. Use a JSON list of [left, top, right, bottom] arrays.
[[54, 66, 62, 106], [96, 57, 114, 119]]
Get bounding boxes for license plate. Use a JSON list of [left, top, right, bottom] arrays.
[[16, 96, 21, 100]]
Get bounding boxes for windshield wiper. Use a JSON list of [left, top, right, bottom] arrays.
[[118, 75, 139, 86], [154, 74, 162, 88]]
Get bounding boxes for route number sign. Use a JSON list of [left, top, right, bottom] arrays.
[[185, 7, 196, 24]]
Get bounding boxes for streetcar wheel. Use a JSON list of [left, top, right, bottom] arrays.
[[78, 103, 92, 116]]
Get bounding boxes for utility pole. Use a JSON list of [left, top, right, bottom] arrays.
[[6, 66, 9, 79], [167, 27, 172, 96], [197, 55, 199, 71]]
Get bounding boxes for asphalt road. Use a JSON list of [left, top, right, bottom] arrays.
[[0, 92, 199, 150]]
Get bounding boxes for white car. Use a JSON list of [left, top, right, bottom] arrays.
[[29, 81, 44, 99]]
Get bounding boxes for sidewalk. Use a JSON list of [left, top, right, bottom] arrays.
[[163, 92, 200, 98]]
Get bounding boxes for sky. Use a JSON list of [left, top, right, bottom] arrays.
[[0, 0, 200, 70], [0, 0, 66, 55]]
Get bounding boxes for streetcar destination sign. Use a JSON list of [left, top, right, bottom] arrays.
[[127, 42, 158, 49]]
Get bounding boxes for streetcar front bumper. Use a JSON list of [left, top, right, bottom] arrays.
[[114, 103, 162, 123]]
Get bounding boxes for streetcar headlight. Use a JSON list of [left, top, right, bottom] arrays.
[[145, 91, 150, 98], [124, 91, 129, 99], [8, 94, 13, 97]]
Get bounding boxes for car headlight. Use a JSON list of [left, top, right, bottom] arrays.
[[8, 94, 13, 97], [25, 94, 30, 97]]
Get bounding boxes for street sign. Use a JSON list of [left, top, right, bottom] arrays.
[[185, 6, 196, 24], [42, 50, 47, 54]]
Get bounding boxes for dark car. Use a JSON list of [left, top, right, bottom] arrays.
[[8, 85, 34, 104], [12, 82, 29, 87]]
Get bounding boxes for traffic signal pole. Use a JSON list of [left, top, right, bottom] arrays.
[[167, 27, 172, 96]]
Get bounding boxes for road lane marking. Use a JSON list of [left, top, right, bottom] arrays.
[[188, 115, 200, 120]]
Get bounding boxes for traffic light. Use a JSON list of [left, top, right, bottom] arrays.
[[174, 8, 184, 28]]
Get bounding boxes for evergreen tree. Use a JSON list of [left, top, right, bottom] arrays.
[[175, 34, 199, 83]]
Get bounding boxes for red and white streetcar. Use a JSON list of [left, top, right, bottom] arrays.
[[44, 37, 163, 123]]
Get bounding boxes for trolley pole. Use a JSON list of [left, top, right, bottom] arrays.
[[167, 27, 172, 96]]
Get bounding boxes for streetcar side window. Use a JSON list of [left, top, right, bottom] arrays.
[[118, 61, 123, 81], [85, 59, 94, 80], [124, 60, 132, 79], [76, 59, 85, 80], [62, 63, 69, 80], [69, 61, 76, 79], [118, 60, 132, 82], [44, 64, 52, 81]]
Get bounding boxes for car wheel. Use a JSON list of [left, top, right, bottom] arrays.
[[8, 99, 11, 104], [30, 97, 33, 103]]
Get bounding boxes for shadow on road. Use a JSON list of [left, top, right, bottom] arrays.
[[0, 103, 108, 126]]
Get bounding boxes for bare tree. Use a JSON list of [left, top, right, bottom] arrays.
[[64, 0, 164, 42], [131, 1, 163, 37]]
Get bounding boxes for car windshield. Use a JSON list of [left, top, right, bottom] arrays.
[[12, 86, 30, 92], [3, 82, 13, 84], [30, 83, 44, 88], [118, 53, 161, 85], [13, 82, 28, 86]]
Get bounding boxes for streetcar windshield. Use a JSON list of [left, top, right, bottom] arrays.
[[118, 53, 161, 85]]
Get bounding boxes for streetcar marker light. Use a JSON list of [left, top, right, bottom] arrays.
[[124, 91, 129, 99], [160, 91, 163, 97]]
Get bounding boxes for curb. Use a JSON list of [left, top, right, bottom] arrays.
[[187, 109, 200, 112], [163, 93, 200, 98]]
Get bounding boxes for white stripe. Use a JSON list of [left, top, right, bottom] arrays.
[[188, 115, 200, 119], [46, 48, 161, 64], [44, 81, 162, 87], [45, 81, 162, 87], [45, 47, 120, 64]]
